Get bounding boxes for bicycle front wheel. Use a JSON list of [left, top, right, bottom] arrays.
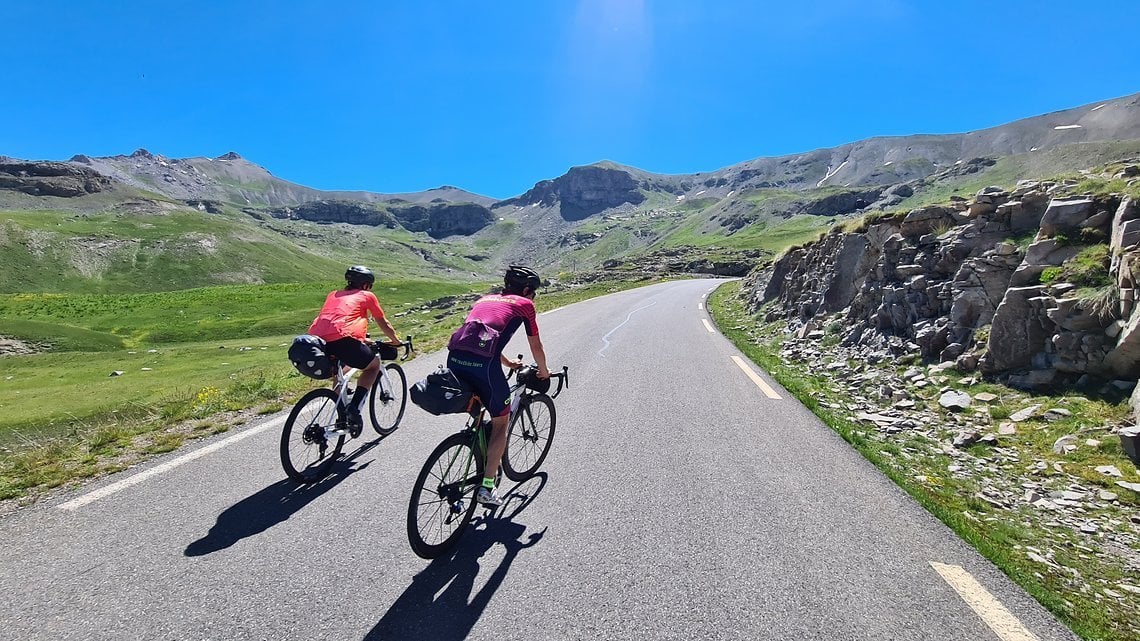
[[407, 432, 483, 559], [280, 388, 345, 483], [370, 362, 407, 436], [502, 393, 556, 481]]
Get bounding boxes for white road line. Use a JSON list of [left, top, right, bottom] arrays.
[[597, 301, 657, 358], [58, 416, 286, 511], [698, 302, 704, 310], [930, 562, 1041, 641], [702, 318, 715, 333], [730, 356, 782, 399]]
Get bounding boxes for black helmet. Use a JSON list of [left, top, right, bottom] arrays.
[[345, 265, 375, 286], [504, 264, 541, 293]]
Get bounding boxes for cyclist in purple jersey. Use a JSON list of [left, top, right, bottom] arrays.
[[447, 265, 550, 506]]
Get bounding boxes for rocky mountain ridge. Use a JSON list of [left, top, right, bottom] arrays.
[[500, 93, 1140, 223], [9, 92, 1138, 224], [67, 148, 496, 208]]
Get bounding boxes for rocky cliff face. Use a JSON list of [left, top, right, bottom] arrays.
[[0, 161, 112, 197], [265, 200, 399, 228], [265, 199, 493, 238], [506, 165, 647, 221], [747, 162, 1140, 391], [390, 201, 494, 238]]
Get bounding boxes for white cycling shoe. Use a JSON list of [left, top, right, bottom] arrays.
[[476, 487, 505, 507]]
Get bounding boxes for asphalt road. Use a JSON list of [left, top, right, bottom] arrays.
[[0, 279, 1079, 641]]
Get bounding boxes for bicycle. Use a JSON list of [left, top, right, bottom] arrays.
[[280, 336, 414, 483], [407, 360, 569, 559]]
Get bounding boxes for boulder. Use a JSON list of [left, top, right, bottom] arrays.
[[1009, 239, 1084, 287], [985, 286, 1054, 371], [939, 390, 972, 411], [1038, 198, 1094, 237]]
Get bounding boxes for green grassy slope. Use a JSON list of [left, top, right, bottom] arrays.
[[0, 207, 488, 294], [898, 140, 1140, 209], [0, 279, 475, 347]]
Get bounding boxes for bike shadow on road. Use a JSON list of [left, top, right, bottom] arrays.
[[183, 436, 388, 557], [363, 473, 551, 641]]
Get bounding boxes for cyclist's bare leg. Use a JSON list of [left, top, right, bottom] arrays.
[[347, 357, 381, 423], [484, 413, 510, 481], [357, 356, 381, 391]]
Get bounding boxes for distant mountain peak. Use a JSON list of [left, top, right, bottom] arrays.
[[130, 148, 153, 159], [216, 152, 243, 161]]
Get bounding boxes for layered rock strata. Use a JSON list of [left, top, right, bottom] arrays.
[[748, 170, 1140, 390]]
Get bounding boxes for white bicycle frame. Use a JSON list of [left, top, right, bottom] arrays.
[[324, 363, 396, 438]]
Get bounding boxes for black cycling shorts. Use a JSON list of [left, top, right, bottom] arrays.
[[324, 337, 376, 369]]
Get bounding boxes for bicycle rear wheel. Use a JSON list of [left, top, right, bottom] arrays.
[[370, 362, 407, 436], [280, 388, 345, 483], [407, 432, 483, 559], [502, 394, 556, 481]]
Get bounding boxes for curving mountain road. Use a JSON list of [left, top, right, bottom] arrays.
[[0, 279, 1077, 641]]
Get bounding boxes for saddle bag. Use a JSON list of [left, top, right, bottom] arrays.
[[410, 366, 474, 415], [288, 334, 334, 379]]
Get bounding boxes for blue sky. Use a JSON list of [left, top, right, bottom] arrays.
[[3, 1, 1138, 199]]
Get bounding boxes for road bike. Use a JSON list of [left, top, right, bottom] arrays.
[[280, 337, 414, 483], [407, 361, 568, 559]]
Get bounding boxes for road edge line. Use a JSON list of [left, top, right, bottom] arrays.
[[58, 416, 286, 511], [730, 355, 782, 400], [930, 561, 1041, 641]]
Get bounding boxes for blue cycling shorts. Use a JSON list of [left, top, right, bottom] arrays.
[[447, 351, 511, 417]]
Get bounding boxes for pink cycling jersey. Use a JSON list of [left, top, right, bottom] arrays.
[[464, 293, 539, 342]]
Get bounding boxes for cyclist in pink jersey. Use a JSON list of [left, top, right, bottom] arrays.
[[447, 265, 550, 506], [308, 266, 402, 435]]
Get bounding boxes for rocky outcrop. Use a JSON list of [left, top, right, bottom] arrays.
[[264, 199, 493, 238], [507, 165, 646, 221], [748, 167, 1140, 391], [266, 200, 399, 227], [0, 161, 112, 197], [391, 202, 494, 238]]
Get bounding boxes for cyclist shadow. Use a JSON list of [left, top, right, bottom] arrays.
[[364, 473, 550, 641], [183, 438, 387, 557]]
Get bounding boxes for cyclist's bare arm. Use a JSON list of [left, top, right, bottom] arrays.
[[528, 334, 550, 378], [376, 315, 400, 344]]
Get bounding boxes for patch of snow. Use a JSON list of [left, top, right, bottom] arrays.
[[816, 160, 848, 188], [676, 195, 685, 201], [1054, 124, 1082, 130], [954, 160, 963, 165], [883, 161, 893, 166], [694, 190, 706, 196], [1030, 147, 1039, 152], [726, 190, 734, 198], [1091, 104, 1106, 111]]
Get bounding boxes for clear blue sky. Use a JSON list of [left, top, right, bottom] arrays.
[[3, 1, 1138, 199]]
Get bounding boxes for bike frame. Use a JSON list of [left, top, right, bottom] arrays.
[[433, 364, 570, 499], [323, 337, 414, 438]]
